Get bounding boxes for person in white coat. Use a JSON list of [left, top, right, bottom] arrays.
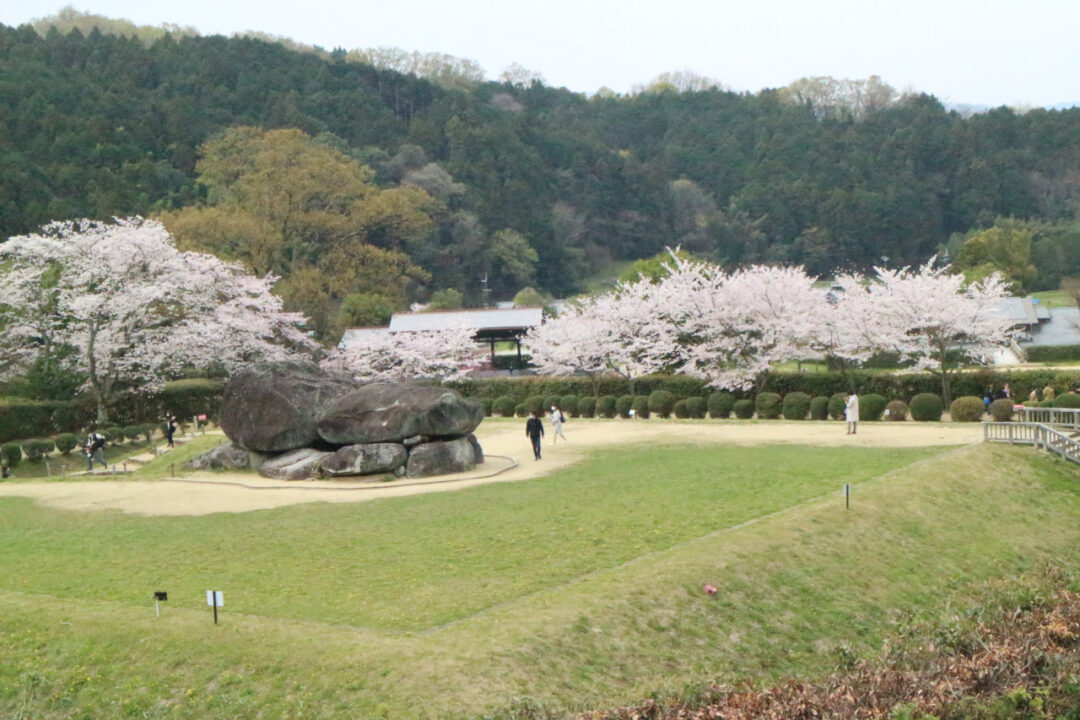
[[845, 393, 860, 435], [550, 405, 567, 444]]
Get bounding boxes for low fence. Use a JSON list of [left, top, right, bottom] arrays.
[[984, 421, 1080, 465], [1019, 406, 1080, 432]]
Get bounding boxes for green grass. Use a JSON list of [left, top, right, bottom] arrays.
[[1031, 289, 1074, 308], [2, 442, 1079, 718]]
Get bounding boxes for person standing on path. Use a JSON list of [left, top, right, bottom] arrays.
[[525, 410, 545, 460], [845, 393, 860, 435], [550, 404, 567, 444], [164, 412, 177, 448]]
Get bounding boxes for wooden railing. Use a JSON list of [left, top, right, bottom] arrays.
[[1019, 406, 1080, 431], [984, 421, 1080, 465]]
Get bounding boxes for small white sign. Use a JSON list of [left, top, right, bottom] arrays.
[[206, 590, 223, 607]]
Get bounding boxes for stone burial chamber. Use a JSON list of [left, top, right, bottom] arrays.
[[196, 360, 485, 480]]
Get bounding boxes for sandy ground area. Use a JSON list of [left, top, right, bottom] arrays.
[[0, 419, 983, 517]]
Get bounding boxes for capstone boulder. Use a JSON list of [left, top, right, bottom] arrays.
[[317, 384, 483, 445], [220, 360, 354, 453]]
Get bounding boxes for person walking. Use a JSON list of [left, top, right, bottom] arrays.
[[525, 410, 545, 460], [845, 392, 860, 435], [164, 412, 177, 448], [84, 428, 108, 471], [550, 404, 567, 444]]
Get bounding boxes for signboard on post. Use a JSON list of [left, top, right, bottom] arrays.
[[206, 590, 223, 624], [153, 590, 167, 617]]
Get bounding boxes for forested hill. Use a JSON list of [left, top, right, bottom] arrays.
[[4, 21, 1080, 305]]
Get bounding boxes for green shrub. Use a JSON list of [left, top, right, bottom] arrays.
[[1026, 345, 1080, 362], [158, 378, 225, 424], [493, 396, 516, 417], [828, 393, 847, 420], [910, 393, 943, 421], [543, 396, 561, 414], [885, 400, 908, 421], [140, 424, 156, 443], [1052, 371, 1080, 394], [950, 396, 985, 422], [707, 392, 734, 419], [577, 396, 596, 418], [1051, 393, 1080, 408], [22, 438, 54, 461], [648, 390, 676, 418], [781, 392, 811, 420], [859, 393, 887, 421], [685, 396, 707, 419], [989, 397, 1015, 421], [55, 433, 79, 454], [615, 395, 635, 419], [2, 442, 22, 467], [106, 426, 124, 444], [524, 395, 545, 415], [755, 392, 781, 419], [123, 425, 142, 442], [631, 396, 650, 419], [672, 399, 689, 418], [514, 403, 528, 418], [733, 399, 755, 419], [810, 396, 830, 420], [560, 395, 579, 417], [596, 396, 617, 419], [479, 397, 493, 416]]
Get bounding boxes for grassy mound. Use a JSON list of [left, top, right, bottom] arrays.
[[1, 442, 1078, 718]]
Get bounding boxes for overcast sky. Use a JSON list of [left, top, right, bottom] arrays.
[[2, 0, 1077, 108]]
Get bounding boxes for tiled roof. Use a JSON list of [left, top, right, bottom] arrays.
[[388, 307, 543, 332]]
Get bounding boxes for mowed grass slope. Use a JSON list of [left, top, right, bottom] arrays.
[[1, 442, 1079, 718]]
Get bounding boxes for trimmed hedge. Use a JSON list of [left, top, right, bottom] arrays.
[[55, 433, 78, 454], [616, 395, 635, 419], [123, 425, 142, 442], [560, 395, 579, 418], [1026, 345, 1080, 362], [859, 393, 887, 421], [989, 398, 1015, 421], [106, 426, 123, 444], [828, 393, 847, 420], [514, 403, 528, 417], [810, 396, 830, 420], [910, 393, 943, 421], [686, 396, 707, 419], [781, 392, 811, 420], [733, 399, 755, 419], [493, 396, 515, 417], [577, 396, 596, 418], [22, 438, 54, 461], [1051, 393, 1080, 409], [673, 399, 689, 418], [885, 400, 908, 421], [596, 396, 617, 419], [631, 396, 650, 419], [524, 395, 545, 415], [648, 390, 676, 418], [755, 393, 781, 420], [951, 396, 985, 422], [707, 392, 734, 419], [543, 396, 561, 413], [479, 397, 493, 416], [2, 442, 22, 467]]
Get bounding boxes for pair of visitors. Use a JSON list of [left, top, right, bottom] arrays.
[[525, 405, 569, 459]]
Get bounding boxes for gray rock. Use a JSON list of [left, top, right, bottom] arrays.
[[321, 443, 407, 477], [184, 441, 251, 470], [466, 433, 484, 464], [405, 437, 477, 478], [317, 384, 483, 445], [402, 435, 427, 447], [258, 448, 332, 480], [220, 360, 355, 453]]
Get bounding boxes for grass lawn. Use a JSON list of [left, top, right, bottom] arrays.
[[1030, 289, 1074, 308], [2, 441, 1079, 718]]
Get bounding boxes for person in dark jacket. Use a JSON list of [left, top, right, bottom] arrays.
[[525, 411, 544, 460]]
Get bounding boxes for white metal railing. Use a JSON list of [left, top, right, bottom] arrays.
[[1019, 406, 1080, 432], [984, 421, 1080, 465]]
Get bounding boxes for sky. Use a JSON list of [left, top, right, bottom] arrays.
[[1, 0, 1078, 108]]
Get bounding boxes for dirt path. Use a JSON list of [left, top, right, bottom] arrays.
[[0, 419, 982, 517]]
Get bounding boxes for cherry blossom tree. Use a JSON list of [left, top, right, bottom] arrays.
[[0, 217, 317, 422], [526, 299, 613, 395], [323, 324, 481, 382], [862, 259, 1012, 404]]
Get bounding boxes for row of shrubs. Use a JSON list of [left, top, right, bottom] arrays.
[[0, 378, 223, 444], [0, 423, 163, 469], [479, 389, 1057, 424]]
